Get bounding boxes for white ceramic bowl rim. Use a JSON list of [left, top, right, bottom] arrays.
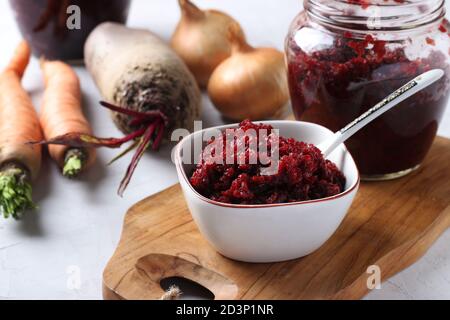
[[175, 120, 361, 209]]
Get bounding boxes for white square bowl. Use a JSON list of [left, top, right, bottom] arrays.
[[175, 120, 360, 263]]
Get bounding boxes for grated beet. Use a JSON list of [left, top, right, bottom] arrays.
[[287, 22, 450, 176], [190, 120, 346, 205]]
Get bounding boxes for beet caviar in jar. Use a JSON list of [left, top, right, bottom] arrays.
[[286, 0, 450, 180], [10, 0, 131, 62]]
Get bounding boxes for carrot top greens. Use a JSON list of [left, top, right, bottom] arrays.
[[0, 166, 36, 219], [63, 148, 86, 178]]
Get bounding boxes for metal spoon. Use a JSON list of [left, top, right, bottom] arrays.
[[318, 69, 445, 157]]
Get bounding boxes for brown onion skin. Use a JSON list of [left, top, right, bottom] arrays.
[[207, 37, 289, 121], [171, 0, 245, 88]]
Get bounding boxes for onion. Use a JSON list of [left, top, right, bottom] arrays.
[[171, 0, 245, 88], [207, 24, 289, 121]]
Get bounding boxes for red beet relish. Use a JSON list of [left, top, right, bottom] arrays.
[[190, 120, 346, 205], [287, 16, 450, 176], [347, 0, 406, 10], [10, 0, 131, 60]]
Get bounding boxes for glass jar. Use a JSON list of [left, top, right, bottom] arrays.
[[10, 0, 131, 62], [286, 0, 450, 180]]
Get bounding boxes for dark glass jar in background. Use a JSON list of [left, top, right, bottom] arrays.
[[286, 0, 450, 180], [10, 0, 131, 62]]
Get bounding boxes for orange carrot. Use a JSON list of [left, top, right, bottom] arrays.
[[0, 41, 43, 219], [39, 59, 96, 177]]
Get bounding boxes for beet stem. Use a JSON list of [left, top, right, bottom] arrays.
[[117, 120, 159, 196], [30, 128, 147, 149], [107, 140, 139, 166], [100, 101, 168, 123], [101, 128, 147, 147], [153, 121, 165, 151]]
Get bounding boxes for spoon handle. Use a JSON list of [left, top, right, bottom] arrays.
[[320, 69, 444, 157]]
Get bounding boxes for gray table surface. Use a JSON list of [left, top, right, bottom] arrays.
[[0, 0, 449, 300]]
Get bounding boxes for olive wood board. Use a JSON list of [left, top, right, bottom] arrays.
[[103, 136, 450, 300]]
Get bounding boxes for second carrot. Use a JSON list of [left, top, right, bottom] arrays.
[[39, 59, 96, 178]]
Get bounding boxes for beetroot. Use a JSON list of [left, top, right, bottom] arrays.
[[41, 23, 201, 195]]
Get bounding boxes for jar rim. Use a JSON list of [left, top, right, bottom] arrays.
[[304, 0, 445, 34]]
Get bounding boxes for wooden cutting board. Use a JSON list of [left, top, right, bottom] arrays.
[[103, 137, 450, 300]]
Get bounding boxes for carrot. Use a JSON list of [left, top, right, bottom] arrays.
[[39, 59, 96, 178], [0, 41, 43, 219]]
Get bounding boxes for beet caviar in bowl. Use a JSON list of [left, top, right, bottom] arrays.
[[175, 120, 360, 263], [286, 0, 450, 180]]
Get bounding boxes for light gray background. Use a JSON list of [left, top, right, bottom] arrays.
[[0, 0, 449, 300]]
